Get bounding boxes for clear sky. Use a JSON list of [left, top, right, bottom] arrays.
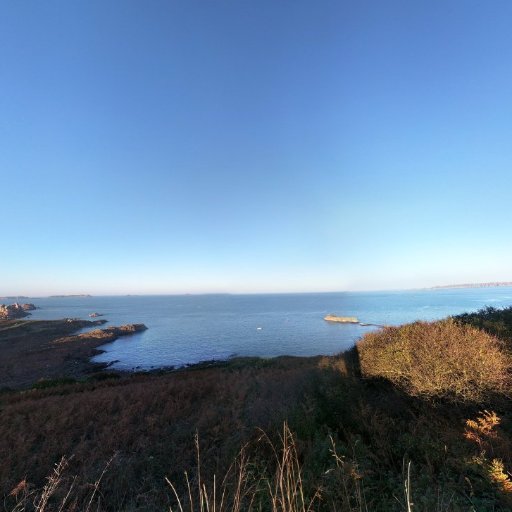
[[1, 1, 512, 295]]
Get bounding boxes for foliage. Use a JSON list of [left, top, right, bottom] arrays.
[[357, 319, 510, 402], [455, 305, 512, 345]]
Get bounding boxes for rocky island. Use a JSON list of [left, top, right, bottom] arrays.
[[323, 314, 359, 323], [0, 302, 37, 320]]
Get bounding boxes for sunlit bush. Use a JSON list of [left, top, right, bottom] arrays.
[[357, 319, 510, 402], [455, 305, 512, 343]]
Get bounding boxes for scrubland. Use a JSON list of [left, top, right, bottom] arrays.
[[3, 307, 512, 511]]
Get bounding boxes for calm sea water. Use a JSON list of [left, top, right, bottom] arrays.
[[22, 288, 512, 370]]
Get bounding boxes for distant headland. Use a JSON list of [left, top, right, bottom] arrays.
[[430, 281, 512, 290], [49, 294, 92, 298]]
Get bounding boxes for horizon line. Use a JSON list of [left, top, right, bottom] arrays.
[[3, 280, 512, 299]]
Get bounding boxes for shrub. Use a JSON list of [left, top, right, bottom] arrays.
[[357, 319, 510, 402], [455, 306, 512, 344]]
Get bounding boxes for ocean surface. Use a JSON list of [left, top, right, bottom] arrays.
[[22, 288, 512, 371]]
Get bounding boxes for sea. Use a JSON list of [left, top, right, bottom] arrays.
[[20, 287, 512, 371]]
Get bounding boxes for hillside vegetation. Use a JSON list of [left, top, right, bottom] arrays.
[[357, 318, 510, 401], [3, 307, 512, 511]]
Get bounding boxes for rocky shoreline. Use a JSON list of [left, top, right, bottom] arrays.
[[0, 318, 147, 389], [0, 302, 37, 320], [54, 323, 147, 345]]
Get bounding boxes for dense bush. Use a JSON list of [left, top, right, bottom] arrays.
[[357, 319, 510, 402], [455, 306, 512, 344]]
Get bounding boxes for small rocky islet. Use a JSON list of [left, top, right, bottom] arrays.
[[323, 314, 359, 323], [323, 314, 385, 328]]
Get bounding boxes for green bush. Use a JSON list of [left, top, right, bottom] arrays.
[[455, 306, 512, 344], [357, 319, 510, 402]]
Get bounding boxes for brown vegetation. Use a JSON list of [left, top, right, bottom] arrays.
[[455, 305, 512, 344], [357, 319, 510, 401], [1, 356, 328, 511], [4, 307, 512, 510]]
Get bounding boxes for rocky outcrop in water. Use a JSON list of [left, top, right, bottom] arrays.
[[0, 303, 37, 320], [323, 314, 359, 324], [54, 324, 147, 344]]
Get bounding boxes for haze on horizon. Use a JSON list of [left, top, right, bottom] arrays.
[[2, 1, 512, 297]]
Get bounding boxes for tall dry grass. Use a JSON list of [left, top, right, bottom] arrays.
[[0, 358, 322, 509], [7, 455, 114, 512], [6, 423, 372, 512], [166, 423, 321, 512], [165, 423, 372, 512]]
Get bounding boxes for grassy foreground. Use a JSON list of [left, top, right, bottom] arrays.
[[3, 307, 512, 511]]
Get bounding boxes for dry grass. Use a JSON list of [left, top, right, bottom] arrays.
[[10, 423, 368, 512], [165, 423, 322, 512], [7, 455, 115, 512], [357, 319, 510, 402], [3, 354, 512, 511], [0, 357, 324, 511]]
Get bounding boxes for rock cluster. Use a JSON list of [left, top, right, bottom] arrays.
[[114, 324, 147, 333], [323, 314, 359, 324], [0, 303, 37, 320]]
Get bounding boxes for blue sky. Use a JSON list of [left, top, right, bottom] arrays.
[[1, 1, 512, 295]]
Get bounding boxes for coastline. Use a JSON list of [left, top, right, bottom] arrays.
[[0, 319, 146, 389], [3, 306, 512, 510], [21, 289, 511, 370], [0, 315, 338, 390], [0, 316, 300, 389]]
